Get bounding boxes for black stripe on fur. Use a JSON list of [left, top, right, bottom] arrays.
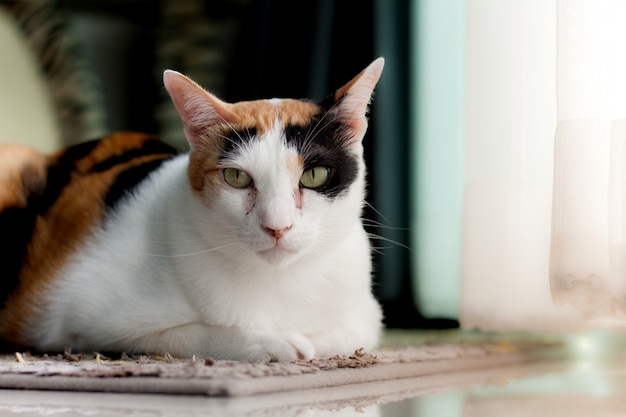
[[91, 140, 177, 173], [104, 157, 174, 213]]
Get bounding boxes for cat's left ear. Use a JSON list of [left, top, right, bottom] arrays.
[[328, 57, 385, 144]]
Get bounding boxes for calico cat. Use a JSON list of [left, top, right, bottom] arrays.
[[0, 58, 385, 362]]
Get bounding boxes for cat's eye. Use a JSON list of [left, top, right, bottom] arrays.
[[300, 167, 330, 189], [223, 168, 253, 188]]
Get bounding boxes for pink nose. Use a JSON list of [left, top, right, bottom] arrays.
[[264, 226, 292, 240]]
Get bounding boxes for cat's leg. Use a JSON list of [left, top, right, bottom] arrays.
[[307, 304, 382, 358], [128, 323, 315, 362]]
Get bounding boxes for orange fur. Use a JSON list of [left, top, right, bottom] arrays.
[[225, 101, 276, 134], [187, 146, 225, 205], [277, 100, 322, 128], [286, 153, 304, 175], [0, 133, 176, 346], [0, 145, 47, 211], [202, 99, 322, 136], [72, 132, 162, 173]]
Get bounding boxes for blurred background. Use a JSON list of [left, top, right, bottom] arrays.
[[11, 0, 603, 333]]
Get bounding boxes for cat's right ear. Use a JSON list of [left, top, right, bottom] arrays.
[[163, 70, 233, 150]]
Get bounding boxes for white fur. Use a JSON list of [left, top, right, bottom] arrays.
[[30, 120, 382, 362]]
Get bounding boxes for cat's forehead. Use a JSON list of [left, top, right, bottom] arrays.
[[227, 99, 322, 134]]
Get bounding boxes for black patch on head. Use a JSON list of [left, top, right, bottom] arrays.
[[284, 113, 360, 200], [218, 127, 258, 162], [104, 158, 173, 212]]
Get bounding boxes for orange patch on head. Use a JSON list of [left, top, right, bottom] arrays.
[[187, 146, 225, 206], [277, 100, 323, 128], [224, 100, 277, 134], [210, 99, 322, 134]]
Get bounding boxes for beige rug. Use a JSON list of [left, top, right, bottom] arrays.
[[0, 333, 561, 397]]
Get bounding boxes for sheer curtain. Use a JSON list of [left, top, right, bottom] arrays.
[[461, 0, 626, 331], [549, 0, 626, 326], [460, 0, 568, 331]]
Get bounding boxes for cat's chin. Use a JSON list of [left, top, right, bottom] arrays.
[[256, 246, 302, 267]]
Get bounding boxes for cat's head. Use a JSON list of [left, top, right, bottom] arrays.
[[163, 59, 384, 267]]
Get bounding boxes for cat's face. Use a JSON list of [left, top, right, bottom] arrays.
[[187, 100, 366, 266], [164, 59, 384, 266]]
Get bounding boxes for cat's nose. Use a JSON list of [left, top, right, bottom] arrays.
[[264, 225, 292, 240]]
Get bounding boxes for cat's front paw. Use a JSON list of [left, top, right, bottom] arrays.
[[243, 331, 315, 363]]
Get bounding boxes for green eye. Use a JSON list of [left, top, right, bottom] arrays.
[[223, 168, 253, 188], [300, 167, 330, 189]]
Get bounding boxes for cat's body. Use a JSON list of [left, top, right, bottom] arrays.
[[0, 59, 384, 362]]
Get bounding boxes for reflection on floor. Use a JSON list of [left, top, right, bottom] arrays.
[[0, 330, 624, 416], [383, 331, 626, 417]]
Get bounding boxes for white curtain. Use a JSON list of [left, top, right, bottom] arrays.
[[461, 0, 626, 331], [460, 0, 568, 331], [549, 0, 626, 325]]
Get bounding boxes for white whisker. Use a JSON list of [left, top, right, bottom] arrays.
[[363, 201, 392, 225], [366, 233, 412, 251], [361, 219, 408, 232], [143, 242, 239, 258]]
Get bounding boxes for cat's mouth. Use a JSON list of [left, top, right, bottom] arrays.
[[256, 245, 299, 265]]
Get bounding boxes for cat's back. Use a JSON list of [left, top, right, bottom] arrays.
[[0, 133, 178, 346]]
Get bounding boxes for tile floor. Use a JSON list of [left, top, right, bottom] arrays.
[[0, 331, 623, 416]]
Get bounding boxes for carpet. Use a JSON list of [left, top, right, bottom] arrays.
[[0, 332, 561, 397]]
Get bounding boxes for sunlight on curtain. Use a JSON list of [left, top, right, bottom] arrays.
[[549, 0, 626, 326], [459, 0, 586, 331], [410, 0, 465, 320]]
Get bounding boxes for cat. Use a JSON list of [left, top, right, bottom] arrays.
[[0, 58, 385, 362]]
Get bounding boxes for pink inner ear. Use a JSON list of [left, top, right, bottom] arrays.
[[330, 58, 385, 143], [163, 70, 233, 149]]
